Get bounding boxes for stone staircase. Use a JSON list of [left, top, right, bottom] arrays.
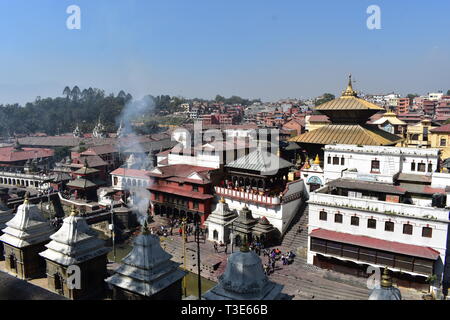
[[281, 204, 309, 253]]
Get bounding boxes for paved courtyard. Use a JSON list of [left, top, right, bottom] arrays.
[[149, 212, 425, 300]]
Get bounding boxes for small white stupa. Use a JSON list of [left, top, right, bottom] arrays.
[[0, 196, 54, 249], [39, 206, 111, 299], [0, 195, 54, 279], [39, 206, 111, 266], [205, 197, 238, 243], [105, 221, 187, 300], [202, 240, 284, 300]]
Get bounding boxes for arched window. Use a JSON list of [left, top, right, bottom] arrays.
[[213, 230, 218, 240], [113, 177, 118, 186]]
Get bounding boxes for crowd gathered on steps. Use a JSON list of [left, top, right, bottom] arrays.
[[149, 217, 297, 275]]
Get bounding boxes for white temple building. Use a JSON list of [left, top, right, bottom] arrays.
[[368, 268, 402, 300], [205, 197, 238, 244], [105, 222, 187, 300], [0, 200, 14, 258], [39, 207, 111, 299], [202, 243, 284, 300], [0, 197, 54, 279]]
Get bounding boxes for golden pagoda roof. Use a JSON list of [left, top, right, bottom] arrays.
[[316, 75, 384, 112], [372, 112, 406, 125], [316, 95, 384, 112], [289, 124, 404, 146]]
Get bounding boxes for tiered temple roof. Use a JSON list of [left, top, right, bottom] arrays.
[[232, 206, 257, 235], [227, 148, 293, 175], [105, 223, 186, 297], [202, 244, 283, 300], [290, 76, 403, 146], [0, 198, 54, 248], [252, 216, 277, 239], [39, 207, 111, 266]]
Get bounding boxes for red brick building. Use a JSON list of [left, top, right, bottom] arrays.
[[396, 98, 410, 114], [147, 165, 218, 225], [0, 146, 54, 169]]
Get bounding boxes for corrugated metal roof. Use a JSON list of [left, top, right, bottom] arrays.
[[289, 124, 403, 146], [226, 149, 293, 174], [316, 96, 385, 111]]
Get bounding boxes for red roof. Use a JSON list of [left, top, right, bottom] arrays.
[[110, 168, 151, 179], [148, 184, 214, 200], [310, 228, 440, 260], [0, 147, 54, 162], [430, 123, 450, 133], [147, 164, 214, 182], [80, 144, 117, 156]]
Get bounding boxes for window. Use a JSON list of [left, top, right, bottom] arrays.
[[367, 218, 377, 229], [333, 157, 339, 165], [428, 163, 433, 173], [403, 224, 413, 235], [411, 162, 416, 171], [319, 210, 327, 221], [193, 185, 199, 192], [371, 160, 380, 173], [351, 216, 359, 226], [341, 157, 345, 165], [193, 201, 199, 209], [418, 162, 426, 172], [327, 156, 331, 164], [440, 138, 447, 147], [385, 221, 394, 232], [213, 230, 218, 240], [334, 213, 343, 223], [422, 227, 432, 238]]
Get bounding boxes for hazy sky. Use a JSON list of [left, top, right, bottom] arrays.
[[0, 0, 449, 105]]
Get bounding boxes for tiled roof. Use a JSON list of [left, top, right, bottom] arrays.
[[148, 185, 214, 200], [430, 123, 450, 133], [316, 96, 385, 111], [328, 179, 406, 195], [80, 144, 117, 156], [310, 228, 440, 260], [289, 124, 403, 146], [110, 168, 151, 179], [147, 164, 214, 184], [226, 149, 293, 174], [0, 147, 54, 162]]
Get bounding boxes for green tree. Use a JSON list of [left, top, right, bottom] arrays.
[[447, 90, 450, 96], [315, 93, 335, 106]]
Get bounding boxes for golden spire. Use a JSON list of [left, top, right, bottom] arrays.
[[342, 74, 357, 97], [220, 196, 225, 203], [70, 205, 78, 217], [240, 235, 250, 252], [314, 154, 320, 165], [23, 192, 29, 205], [380, 267, 393, 288]]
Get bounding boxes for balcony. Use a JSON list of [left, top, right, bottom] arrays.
[[215, 186, 281, 206], [308, 190, 448, 221]]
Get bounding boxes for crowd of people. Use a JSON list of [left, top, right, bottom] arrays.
[[263, 248, 296, 276]]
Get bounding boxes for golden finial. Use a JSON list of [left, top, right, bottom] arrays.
[[380, 267, 393, 288], [70, 205, 78, 217], [23, 192, 29, 205], [220, 197, 225, 204], [240, 235, 250, 252], [342, 74, 357, 97], [314, 154, 320, 165]]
